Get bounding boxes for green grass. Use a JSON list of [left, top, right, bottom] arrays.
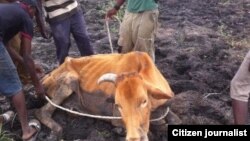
[[0, 125, 14, 141], [217, 21, 250, 48]]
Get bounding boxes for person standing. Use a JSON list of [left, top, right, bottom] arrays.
[[0, 1, 44, 140], [0, 0, 48, 85], [106, 0, 159, 62], [39, 0, 94, 64]]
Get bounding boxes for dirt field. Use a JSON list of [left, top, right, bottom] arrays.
[[1, 0, 250, 141]]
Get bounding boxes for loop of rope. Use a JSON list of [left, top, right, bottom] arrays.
[[45, 96, 169, 122]]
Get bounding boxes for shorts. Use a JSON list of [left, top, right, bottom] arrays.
[[230, 50, 250, 102], [0, 42, 22, 96], [118, 9, 159, 62]]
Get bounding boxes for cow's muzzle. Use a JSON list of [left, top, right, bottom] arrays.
[[126, 132, 148, 141], [126, 135, 148, 141]]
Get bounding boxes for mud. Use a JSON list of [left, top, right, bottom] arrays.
[[1, 0, 250, 141]]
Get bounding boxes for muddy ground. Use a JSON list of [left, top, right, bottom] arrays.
[[1, 0, 250, 141]]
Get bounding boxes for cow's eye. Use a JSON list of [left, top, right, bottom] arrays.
[[140, 99, 147, 108]]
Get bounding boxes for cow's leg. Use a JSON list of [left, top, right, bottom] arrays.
[[35, 75, 80, 139], [35, 91, 71, 137]]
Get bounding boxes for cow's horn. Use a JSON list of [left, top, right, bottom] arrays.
[[97, 73, 118, 85]]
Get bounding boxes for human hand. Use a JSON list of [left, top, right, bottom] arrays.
[[28, 84, 47, 108], [35, 83, 46, 100], [41, 29, 52, 39], [106, 8, 118, 20], [35, 64, 45, 79]]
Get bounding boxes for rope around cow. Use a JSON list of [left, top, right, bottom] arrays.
[[45, 96, 169, 122]]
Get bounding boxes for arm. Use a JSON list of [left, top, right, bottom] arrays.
[[5, 42, 24, 64], [106, 0, 126, 19], [20, 36, 45, 98], [35, 0, 51, 39], [114, 0, 126, 8]]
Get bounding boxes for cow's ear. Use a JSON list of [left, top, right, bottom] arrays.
[[145, 82, 174, 99], [148, 87, 173, 99]]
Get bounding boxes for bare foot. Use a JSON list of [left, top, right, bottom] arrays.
[[22, 119, 41, 141], [22, 126, 37, 140]]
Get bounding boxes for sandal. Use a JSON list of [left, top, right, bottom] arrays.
[[0, 110, 14, 124], [24, 119, 41, 141]]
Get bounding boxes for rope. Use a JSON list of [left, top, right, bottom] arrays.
[[45, 96, 169, 122], [105, 16, 122, 54], [150, 107, 169, 122], [45, 96, 121, 120], [105, 19, 114, 53]]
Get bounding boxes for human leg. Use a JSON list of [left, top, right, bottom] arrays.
[[232, 99, 248, 124], [133, 9, 159, 61], [50, 20, 71, 64], [0, 42, 37, 139], [230, 51, 250, 124], [11, 91, 38, 140], [118, 11, 134, 53], [71, 10, 94, 56]]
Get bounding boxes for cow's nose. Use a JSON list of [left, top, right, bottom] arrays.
[[127, 136, 148, 141]]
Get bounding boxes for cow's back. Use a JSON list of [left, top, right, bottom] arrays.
[[42, 51, 173, 103], [71, 52, 143, 95]]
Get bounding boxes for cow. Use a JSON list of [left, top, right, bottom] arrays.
[[35, 51, 174, 141]]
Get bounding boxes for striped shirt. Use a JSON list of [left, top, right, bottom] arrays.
[[44, 0, 78, 23]]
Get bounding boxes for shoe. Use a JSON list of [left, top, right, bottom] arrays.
[[24, 119, 41, 141]]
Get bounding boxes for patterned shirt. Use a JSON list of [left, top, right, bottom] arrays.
[[43, 0, 78, 23]]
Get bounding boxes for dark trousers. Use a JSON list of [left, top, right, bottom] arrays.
[[50, 10, 94, 64]]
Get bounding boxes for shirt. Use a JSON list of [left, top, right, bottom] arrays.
[[43, 0, 78, 23], [0, 3, 33, 43], [127, 0, 158, 13]]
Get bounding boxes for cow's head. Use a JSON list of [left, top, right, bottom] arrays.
[[98, 72, 173, 141]]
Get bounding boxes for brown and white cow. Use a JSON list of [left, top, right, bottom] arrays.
[[35, 51, 174, 141]]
